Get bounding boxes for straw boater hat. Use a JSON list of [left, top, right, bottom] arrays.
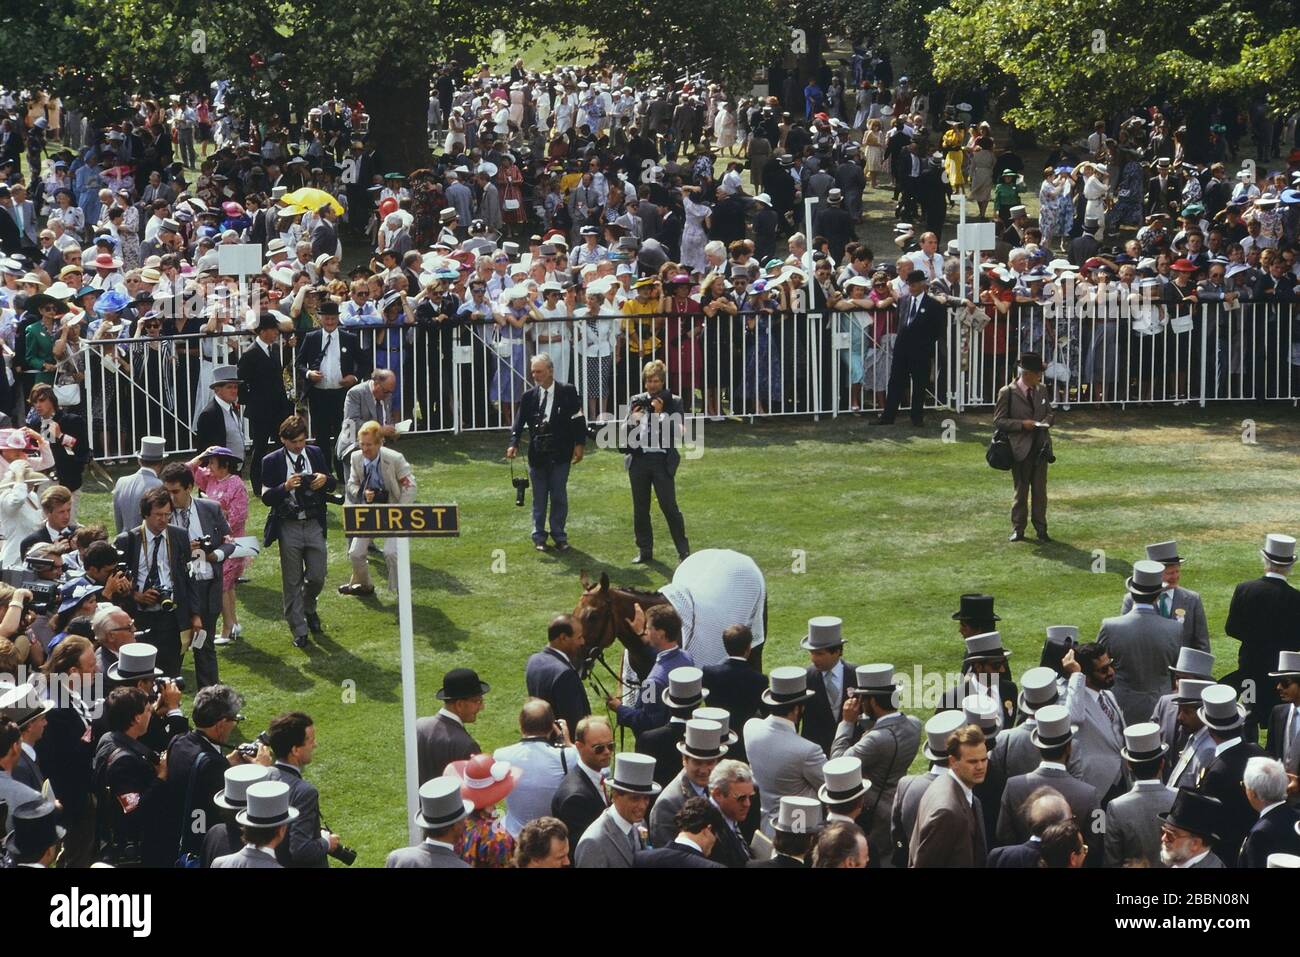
[[0, 682, 55, 728]]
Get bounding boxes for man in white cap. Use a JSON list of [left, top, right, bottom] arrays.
[[1097, 560, 1184, 725], [1194, 684, 1267, 866], [1104, 722, 1174, 866], [1150, 647, 1215, 757], [574, 752, 660, 868], [1240, 756, 1300, 867], [385, 776, 472, 868], [1120, 540, 1210, 652], [1264, 651, 1300, 804], [744, 667, 826, 836], [212, 780, 299, 868], [1225, 533, 1300, 737]]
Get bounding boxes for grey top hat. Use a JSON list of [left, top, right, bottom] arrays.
[[773, 795, 822, 834], [1029, 704, 1078, 750], [923, 710, 967, 762], [610, 752, 662, 795], [1045, 625, 1079, 642], [818, 756, 870, 805], [962, 694, 1001, 736], [107, 642, 163, 682], [676, 718, 728, 760], [1261, 533, 1297, 565], [1126, 559, 1166, 597], [693, 706, 738, 745], [1197, 684, 1246, 731], [235, 780, 301, 828], [963, 631, 1009, 661], [209, 365, 239, 387], [1269, 651, 1300, 677], [415, 776, 474, 829], [213, 763, 270, 811], [1121, 721, 1168, 763], [0, 682, 55, 728], [138, 435, 166, 462], [761, 666, 817, 708], [1018, 666, 1061, 715], [662, 666, 708, 711], [1172, 678, 1215, 705], [1169, 647, 1214, 678], [854, 663, 898, 695], [800, 615, 845, 651], [1145, 540, 1183, 564], [1267, 853, 1300, 868]]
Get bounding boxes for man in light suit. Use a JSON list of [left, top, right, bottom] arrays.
[[1225, 533, 1300, 737], [992, 350, 1055, 542], [110, 436, 165, 535], [1120, 541, 1210, 652], [340, 422, 415, 597], [1240, 756, 1300, 867], [647, 718, 726, 847], [1104, 723, 1174, 867], [1165, 679, 1217, 789], [874, 269, 946, 427], [831, 664, 921, 866], [1002, 666, 1063, 779], [416, 668, 486, 785], [636, 796, 726, 868], [524, 614, 591, 735], [1150, 647, 1215, 760], [9, 184, 37, 252], [801, 616, 858, 757], [211, 780, 293, 869], [1063, 643, 1127, 803], [744, 667, 825, 836], [1097, 560, 1184, 725], [1264, 651, 1300, 806], [574, 752, 659, 868], [890, 710, 964, 866], [336, 370, 398, 463], [909, 723, 989, 867], [551, 716, 613, 856], [385, 776, 473, 869], [264, 711, 342, 868]]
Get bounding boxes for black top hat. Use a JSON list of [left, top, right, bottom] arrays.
[[3, 800, 65, 857], [318, 300, 340, 316], [1158, 788, 1222, 843], [1017, 351, 1045, 373], [436, 667, 490, 701], [952, 593, 999, 622]]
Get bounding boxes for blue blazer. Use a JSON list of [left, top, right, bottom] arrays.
[[525, 647, 591, 733], [259, 444, 337, 546], [987, 838, 1042, 868], [1240, 804, 1300, 868], [616, 646, 693, 737]]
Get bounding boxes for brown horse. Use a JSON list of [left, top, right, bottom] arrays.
[[573, 571, 674, 686]]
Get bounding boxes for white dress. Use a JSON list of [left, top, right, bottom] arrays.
[[713, 109, 736, 150], [680, 195, 711, 275], [532, 303, 571, 384]]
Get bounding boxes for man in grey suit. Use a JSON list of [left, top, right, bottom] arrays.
[[1120, 540, 1210, 652], [743, 667, 825, 836], [416, 668, 486, 785], [647, 719, 727, 848], [890, 710, 964, 866], [996, 705, 1101, 863], [1063, 643, 1127, 802], [336, 370, 398, 462], [1104, 722, 1174, 867], [830, 664, 921, 866], [1158, 788, 1226, 868], [1097, 560, 1183, 725], [385, 776, 473, 868], [1165, 679, 1217, 788], [211, 780, 294, 869], [1149, 647, 1215, 760], [575, 752, 659, 868], [1001, 665, 1062, 779], [265, 711, 342, 868], [111, 437, 165, 535]]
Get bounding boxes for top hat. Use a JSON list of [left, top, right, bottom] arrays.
[[209, 365, 239, 387], [773, 795, 822, 834], [922, 710, 967, 762], [1126, 559, 1166, 598], [234, 780, 301, 828], [0, 682, 55, 728], [1269, 651, 1300, 678], [106, 642, 163, 683], [1120, 721, 1168, 763], [761, 666, 817, 708], [415, 775, 474, 829], [1017, 351, 1045, 373], [962, 694, 1001, 737], [138, 436, 166, 462], [1261, 533, 1297, 566], [1029, 704, 1078, 750], [1018, 666, 1061, 715], [1045, 625, 1078, 642], [1172, 678, 1215, 705], [818, 756, 870, 805], [952, 593, 999, 622], [608, 752, 661, 795], [854, 664, 898, 695], [800, 615, 845, 651], [1158, 788, 1222, 842], [1145, 540, 1183, 564], [662, 666, 708, 711], [1268, 853, 1300, 868], [1197, 684, 1246, 731], [693, 706, 738, 746], [1169, 647, 1214, 678], [213, 763, 271, 811], [963, 631, 1010, 662], [447, 754, 523, 810], [436, 667, 490, 701], [676, 718, 728, 761], [3, 800, 65, 856]]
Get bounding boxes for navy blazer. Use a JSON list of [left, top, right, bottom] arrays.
[[802, 661, 859, 758], [524, 646, 591, 734], [1240, 803, 1300, 868], [633, 842, 725, 868], [266, 762, 328, 868], [259, 444, 337, 546], [296, 327, 370, 390], [551, 765, 607, 855], [113, 524, 200, 629], [987, 838, 1043, 868], [701, 658, 767, 758]]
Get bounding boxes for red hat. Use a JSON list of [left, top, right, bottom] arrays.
[[446, 754, 522, 810], [94, 253, 122, 270], [814, 112, 829, 122], [1170, 259, 1199, 273]]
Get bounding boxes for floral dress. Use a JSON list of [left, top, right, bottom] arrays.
[[193, 464, 249, 590], [457, 808, 514, 868]]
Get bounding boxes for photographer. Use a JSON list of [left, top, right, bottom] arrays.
[[260, 415, 337, 650], [73, 540, 134, 604], [166, 684, 252, 863], [0, 583, 45, 670], [493, 698, 578, 838], [507, 353, 586, 552], [113, 487, 200, 678], [161, 462, 236, 690], [14, 542, 65, 652], [340, 421, 416, 598], [265, 710, 343, 868], [19, 485, 82, 573], [624, 359, 690, 564], [100, 640, 188, 754], [92, 686, 172, 866]]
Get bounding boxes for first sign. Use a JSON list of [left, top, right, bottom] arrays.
[[343, 504, 461, 537]]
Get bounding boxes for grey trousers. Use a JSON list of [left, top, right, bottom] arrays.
[[279, 518, 327, 638], [1010, 455, 1048, 535]]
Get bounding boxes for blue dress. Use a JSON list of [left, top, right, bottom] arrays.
[[489, 308, 528, 404]]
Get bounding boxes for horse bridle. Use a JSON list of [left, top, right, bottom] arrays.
[[579, 594, 641, 696]]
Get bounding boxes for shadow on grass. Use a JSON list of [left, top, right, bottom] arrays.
[[1032, 536, 1131, 581], [217, 637, 317, 693], [300, 628, 404, 701]]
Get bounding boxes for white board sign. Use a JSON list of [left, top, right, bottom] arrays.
[[956, 222, 997, 250], [217, 244, 264, 277]]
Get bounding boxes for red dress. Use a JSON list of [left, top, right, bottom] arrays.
[[498, 165, 526, 225], [665, 297, 704, 398]]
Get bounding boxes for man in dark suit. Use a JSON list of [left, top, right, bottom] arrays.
[[310, 204, 339, 259], [874, 269, 945, 427], [634, 797, 726, 868], [747, 795, 821, 867], [701, 624, 767, 762], [992, 351, 1056, 542], [800, 616, 858, 757], [166, 684, 245, 862], [813, 188, 855, 262], [1225, 534, 1300, 737], [524, 614, 591, 734], [18, 484, 80, 564], [708, 758, 756, 867], [637, 668, 709, 788], [25, 388, 89, 500], [987, 786, 1070, 867], [551, 716, 613, 856], [259, 415, 336, 649], [1264, 651, 1300, 803], [264, 711, 341, 868], [237, 314, 293, 490], [113, 487, 200, 677], [910, 723, 989, 867], [1194, 684, 1268, 867], [507, 353, 586, 551], [623, 358, 689, 563], [193, 366, 246, 457], [297, 301, 367, 479], [1241, 755, 1300, 867], [416, 668, 486, 785]]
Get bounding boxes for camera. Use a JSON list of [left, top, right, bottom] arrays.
[[328, 843, 358, 866], [1, 567, 59, 615], [235, 730, 270, 761], [154, 587, 177, 612], [512, 474, 529, 507], [150, 675, 185, 700], [193, 535, 216, 553]]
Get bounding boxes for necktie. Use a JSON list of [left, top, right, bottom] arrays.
[[540, 388, 551, 424], [825, 667, 840, 715], [628, 826, 642, 854], [145, 534, 161, 590], [291, 453, 306, 506], [177, 506, 191, 531], [1099, 691, 1117, 724], [908, 298, 918, 328], [324, 332, 333, 357], [970, 797, 987, 864], [1287, 708, 1299, 766], [1158, 592, 1171, 617]]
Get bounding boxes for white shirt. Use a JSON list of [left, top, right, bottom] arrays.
[[423, 837, 457, 853], [174, 499, 213, 581], [674, 835, 705, 855], [318, 328, 344, 388], [577, 758, 606, 800], [1038, 760, 1067, 773], [1213, 736, 1242, 757], [538, 383, 554, 424], [135, 526, 174, 593], [607, 803, 636, 834], [436, 707, 463, 727]]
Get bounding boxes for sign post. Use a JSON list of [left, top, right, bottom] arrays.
[[344, 503, 461, 844], [956, 215, 996, 408]]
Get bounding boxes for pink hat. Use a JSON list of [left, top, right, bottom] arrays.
[[445, 754, 522, 810]]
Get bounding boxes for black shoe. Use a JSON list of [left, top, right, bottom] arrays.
[[678, 550, 690, 560], [326, 492, 346, 506], [368, 543, 382, 555], [292, 634, 309, 649], [306, 615, 324, 637], [1036, 531, 1052, 542], [631, 552, 651, 564], [554, 542, 571, 552], [534, 543, 548, 552], [1009, 532, 1026, 542]]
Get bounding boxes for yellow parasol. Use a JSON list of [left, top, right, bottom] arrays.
[[280, 187, 345, 215]]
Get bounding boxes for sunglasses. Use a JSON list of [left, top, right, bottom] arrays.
[[590, 743, 615, 754]]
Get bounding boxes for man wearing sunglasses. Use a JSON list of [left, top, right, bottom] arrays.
[[550, 715, 614, 856]]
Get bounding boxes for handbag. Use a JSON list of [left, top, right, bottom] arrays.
[[986, 429, 1015, 471], [54, 382, 81, 405], [1043, 361, 1070, 382], [503, 198, 520, 211], [1169, 314, 1194, 334]]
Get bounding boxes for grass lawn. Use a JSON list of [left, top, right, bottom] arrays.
[[74, 404, 1300, 865]]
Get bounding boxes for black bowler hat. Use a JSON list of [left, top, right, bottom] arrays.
[[318, 300, 339, 316], [952, 593, 999, 622], [436, 667, 490, 701], [1158, 788, 1222, 843], [1017, 352, 1045, 373]]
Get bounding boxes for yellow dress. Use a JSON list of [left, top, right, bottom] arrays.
[[942, 128, 968, 191]]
